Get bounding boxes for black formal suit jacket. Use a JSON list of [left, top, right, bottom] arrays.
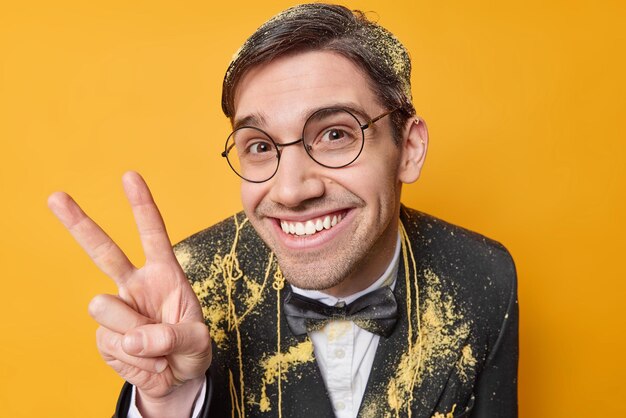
[[115, 207, 518, 417]]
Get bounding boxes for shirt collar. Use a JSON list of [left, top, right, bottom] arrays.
[[290, 233, 401, 307]]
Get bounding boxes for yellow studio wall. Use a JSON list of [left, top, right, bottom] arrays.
[[0, 0, 624, 416]]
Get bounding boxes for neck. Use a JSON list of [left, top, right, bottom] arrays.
[[319, 231, 401, 298]]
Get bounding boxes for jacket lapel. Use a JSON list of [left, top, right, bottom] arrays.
[[276, 287, 336, 417], [358, 209, 473, 418]]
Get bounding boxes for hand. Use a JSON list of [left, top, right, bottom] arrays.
[[48, 171, 211, 412]]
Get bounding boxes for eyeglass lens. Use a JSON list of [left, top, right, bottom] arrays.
[[224, 108, 365, 182]]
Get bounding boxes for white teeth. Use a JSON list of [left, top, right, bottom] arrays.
[[281, 214, 344, 236], [305, 220, 316, 235]]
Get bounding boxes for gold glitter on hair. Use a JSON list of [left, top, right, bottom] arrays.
[[222, 3, 415, 123]]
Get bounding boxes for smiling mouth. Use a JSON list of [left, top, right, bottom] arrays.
[[279, 213, 345, 236]]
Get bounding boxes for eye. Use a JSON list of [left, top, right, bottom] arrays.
[[318, 126, 356, 146], [247, 141, 274, 155], [323, 128, 346, 141], [302, 109, 361, 153]]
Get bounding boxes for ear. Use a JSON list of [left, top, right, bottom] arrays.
[[397, 116, 428, 184]]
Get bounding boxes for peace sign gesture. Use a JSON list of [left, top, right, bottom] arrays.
[[48, 172, 211, 417]]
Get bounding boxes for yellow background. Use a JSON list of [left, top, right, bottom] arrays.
[[1, 0, 624, 416]]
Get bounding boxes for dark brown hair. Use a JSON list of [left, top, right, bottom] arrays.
[[221, 3, 415, 143]]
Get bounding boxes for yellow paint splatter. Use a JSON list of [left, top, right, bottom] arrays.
[[180, 214, 279, 418], [431, 404, 456, 418], [182, 212, 475, 417], [386, 222, 471, 416], [258, 340, 315, 412], [419, 270, 470, 378], [457, 345, 477, 383], [386, 222, 424, 417], [273, 267, 284, 418], [261, 340, 315, 384]]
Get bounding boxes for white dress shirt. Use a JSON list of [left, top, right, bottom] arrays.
[[290, 235, 400, 418], [129, 235, 400, 418], [128, 379, 206, 418]]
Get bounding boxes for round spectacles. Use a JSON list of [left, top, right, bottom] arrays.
[[221, 107, 397, 183]]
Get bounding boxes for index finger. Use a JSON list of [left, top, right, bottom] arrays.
[[48, 191, 135, 285]]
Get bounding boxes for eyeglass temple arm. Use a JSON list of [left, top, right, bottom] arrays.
[[221, 142, 235, 157], [360, 108, 399, 130]]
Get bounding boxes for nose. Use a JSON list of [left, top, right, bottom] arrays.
[[267, 143, 325, 208]]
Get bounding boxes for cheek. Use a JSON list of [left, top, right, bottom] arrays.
[[334, 146, 401, 192], [364, 152, 402, 189], [367, 155, 403, 207], [332, 165, 398, 208], [364, 139, 403, 177], [240, 183, 263, 217]]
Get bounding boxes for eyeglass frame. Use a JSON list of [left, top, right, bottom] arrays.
[[221, 106, 399, 183]]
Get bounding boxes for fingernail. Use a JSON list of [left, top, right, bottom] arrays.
[[154, 359, 168, 373], [123, 333, 143, 354]]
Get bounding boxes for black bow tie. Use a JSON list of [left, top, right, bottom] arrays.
[[283, 286, 398, 338]]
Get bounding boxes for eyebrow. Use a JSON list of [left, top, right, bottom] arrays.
[[233, 113, 267, 130], [233, 102, 374, 131], [326, 103, 372, 123]]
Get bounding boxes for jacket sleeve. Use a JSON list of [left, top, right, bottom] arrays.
[[470, 274, 519, 417], [112, 371, 214, 418]]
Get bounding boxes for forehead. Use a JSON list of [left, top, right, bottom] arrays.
[[232, 50, 381, 128]]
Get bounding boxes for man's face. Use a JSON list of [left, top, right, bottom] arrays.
[[233, 50, 412, 297]]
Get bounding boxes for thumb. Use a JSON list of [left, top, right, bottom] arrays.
[[122, 322, 211, 358]]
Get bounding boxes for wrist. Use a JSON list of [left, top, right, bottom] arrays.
[[136, 377, 205, 418]]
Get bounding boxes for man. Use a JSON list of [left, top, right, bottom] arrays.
[[49, 4, 518, 417]]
